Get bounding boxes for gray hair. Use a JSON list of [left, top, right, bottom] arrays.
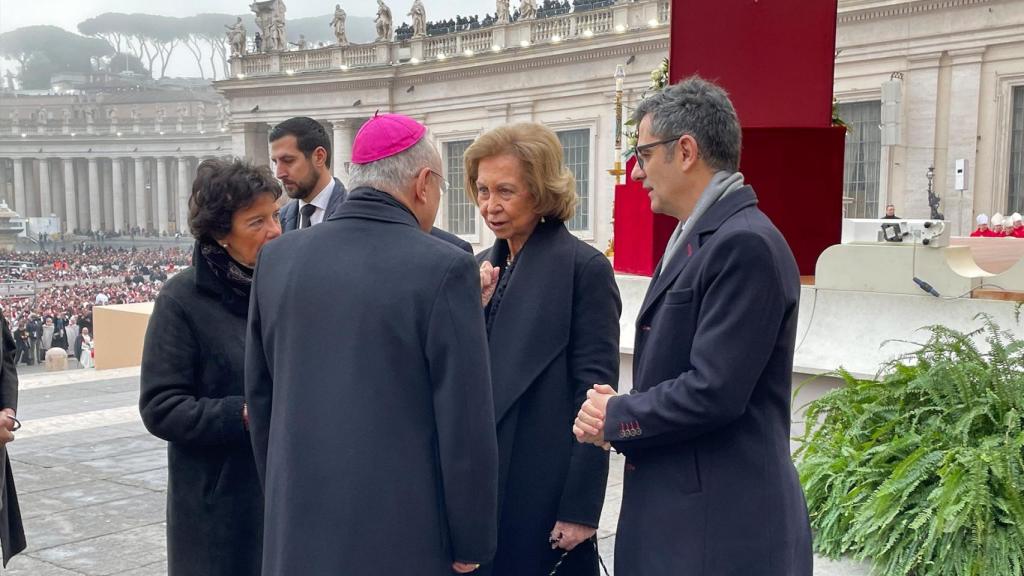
[[347, 135, 440, 193], [633, 75, 741, 172]]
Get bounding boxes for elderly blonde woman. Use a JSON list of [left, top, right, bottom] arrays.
[[466, 122, 621, 576]]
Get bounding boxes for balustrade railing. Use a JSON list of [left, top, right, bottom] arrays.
[[230, 0, 669, 77]]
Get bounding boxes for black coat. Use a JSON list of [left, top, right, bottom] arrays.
[[604, 187, 813, 575], [246, 188, 499, 575], [285, 176, 473, 252], [0, 313, 25, 567], [477, 221, 621, 576], [139, 245, 263, 576]]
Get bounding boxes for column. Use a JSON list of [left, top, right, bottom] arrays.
[[38, 158, 52, 217], [333, 120, 354, 184], [63, 159, 77, 232], [88, 157, 101, 232], [134, 157, 147, 231], [102, 160, 114, 230], [156, 157, 169, 233], [903, 53, 941, 219], [112, 158, 125, 233], [177, 157, 190, 235], [0, 160, 7, 206], [945, 48, 985, 235], [12, 159, 25, 216]]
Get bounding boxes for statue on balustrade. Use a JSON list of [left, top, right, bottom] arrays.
[[3, 71, 15, 91], [226, 17, 247, 57], [251, 0, 287, 52], [519, 0, 537, 20], [375, 0, 393, 42], [409, 0, 427, 38], [331, 4, 349, 46], [495, 0, 512, 24], [269, 8, 287, 52]]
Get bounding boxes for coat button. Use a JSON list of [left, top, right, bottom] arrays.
[[640, 325, 651, 332]]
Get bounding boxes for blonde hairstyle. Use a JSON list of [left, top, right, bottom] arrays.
[[463, 122, 577, 221]]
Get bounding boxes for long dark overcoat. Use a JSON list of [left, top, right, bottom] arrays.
[[476, 220, 621, 576], [0, 312, 25, 567], [245, 188, 499, 576], [139, 244, 263, 576], [604, 186, 813, 576]]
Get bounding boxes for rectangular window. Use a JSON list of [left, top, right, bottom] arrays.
[[839, 101, 882, 218], [1009, 87, 1024, 214], [557, 129, 591, 232], [444, 140, 475, 236]]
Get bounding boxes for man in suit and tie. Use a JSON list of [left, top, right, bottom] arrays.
[[573, 77, 813, 575], [270, 117, 347, 232]]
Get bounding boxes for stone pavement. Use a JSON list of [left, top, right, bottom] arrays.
[[2, 367, 872, 575]]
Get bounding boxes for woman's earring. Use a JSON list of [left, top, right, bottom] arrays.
[[541, 216, 546, 223]]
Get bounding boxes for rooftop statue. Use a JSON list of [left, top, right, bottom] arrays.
[[331, 4, 349, 46], [375, 0, 393, 42]]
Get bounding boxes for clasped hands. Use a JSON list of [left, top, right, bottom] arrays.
[[573, 384, 617, 450]]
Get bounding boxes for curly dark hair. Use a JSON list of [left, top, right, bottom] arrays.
[[188, 158, 283, 242]]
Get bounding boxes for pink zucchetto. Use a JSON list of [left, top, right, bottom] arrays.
[[351, 113, 427, 164]]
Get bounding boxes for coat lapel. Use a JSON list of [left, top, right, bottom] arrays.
[[637, 187, 759, 322], [281, 200, 298, 232], [485, 221, 575, 422]]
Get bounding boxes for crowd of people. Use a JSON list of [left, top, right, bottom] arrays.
[[0, 246, 189, 367], [394, 0, 617, 40], [971, 212, 1024, 237]]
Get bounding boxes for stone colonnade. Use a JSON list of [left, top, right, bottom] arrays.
[[0, 155, 230, 234]]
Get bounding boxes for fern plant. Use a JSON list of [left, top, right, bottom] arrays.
[[795, 317, 1024, 576]]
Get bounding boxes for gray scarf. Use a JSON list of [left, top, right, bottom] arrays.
[[660, 171, 746, 270]]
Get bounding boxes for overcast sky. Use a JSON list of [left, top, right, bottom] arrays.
[[0, 0, 486, 30], [0, 0, 487, 78]]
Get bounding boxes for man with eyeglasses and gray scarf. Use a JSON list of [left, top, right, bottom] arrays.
[[574, 76, 813, 576]]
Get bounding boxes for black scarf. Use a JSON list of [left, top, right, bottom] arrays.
[[197, 241, 253, 303]]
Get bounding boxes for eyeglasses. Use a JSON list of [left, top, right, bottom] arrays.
[[633, 135, 683, 170], [428, 168, 448, 195]]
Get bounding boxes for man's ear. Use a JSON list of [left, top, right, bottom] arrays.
[[413, 167, 431, 204], [678, 135, 700, 169], [314, 146, 329, 168]]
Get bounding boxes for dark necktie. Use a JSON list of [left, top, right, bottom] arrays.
[[299, 203, 317, 229]]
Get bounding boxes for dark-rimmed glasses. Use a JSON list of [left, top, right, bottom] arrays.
[[633, 135, 683, 170]]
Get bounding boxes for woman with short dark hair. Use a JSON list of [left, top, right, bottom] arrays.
[[139, 158, 281, 575]]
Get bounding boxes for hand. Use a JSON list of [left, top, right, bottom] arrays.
[[0, 409, 16, 446], [573, 384, 617, 449], [479, 262, 500, 307], [550, 521, 596, 551], [452, 561, 481, 573]]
